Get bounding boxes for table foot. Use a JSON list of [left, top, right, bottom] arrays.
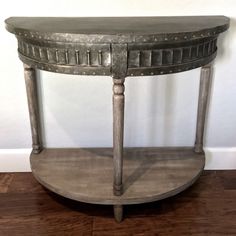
[[113, 204, 123, 222]]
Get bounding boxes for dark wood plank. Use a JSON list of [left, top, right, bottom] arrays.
[[0, 173, 14, 193], [7, 172, 45, 193], [0, 175, 93, 236], [217, 170, 236, 190], [0, 171, 235, 235]]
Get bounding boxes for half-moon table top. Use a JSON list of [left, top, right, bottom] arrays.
[[5, 16, 229, 43], [5, 16, 229, 77]]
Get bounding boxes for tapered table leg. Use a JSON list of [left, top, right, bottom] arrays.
[[24, 64, 42, 154], [113, 78, 125, 196], [113, 205, 123, 222], [194, 64, 212, 153]]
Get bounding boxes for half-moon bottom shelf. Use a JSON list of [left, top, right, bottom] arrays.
[[30, 147, 205, 205]]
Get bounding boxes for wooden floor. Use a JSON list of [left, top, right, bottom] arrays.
[[0, 171, 235, 236]]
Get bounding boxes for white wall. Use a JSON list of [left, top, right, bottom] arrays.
[[0, 0, 236, 171]]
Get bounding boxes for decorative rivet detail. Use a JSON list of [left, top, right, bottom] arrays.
[[18, 32, 216, 75]]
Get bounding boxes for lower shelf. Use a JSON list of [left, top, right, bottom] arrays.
[[30, 147, 205, 205]]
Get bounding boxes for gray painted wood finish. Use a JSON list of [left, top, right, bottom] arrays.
[[23, 64, 42, 154], [195, 64, 213, 153], [30, 147, 205, 204], [5, 16, 229, 76], [113, 79, 125, 196], [5, 16, 229, 221]]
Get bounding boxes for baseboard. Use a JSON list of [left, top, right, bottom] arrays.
[[204, 147, 236, 170], [0, 149, 31, 172], [0, 147, 235, 172]]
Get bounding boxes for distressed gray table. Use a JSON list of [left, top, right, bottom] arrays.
[[5, 16, 229, 222]]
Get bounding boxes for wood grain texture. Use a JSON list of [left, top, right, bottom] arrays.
[[0, 171, 235, 235], [0, 173, 14, 193], [195, 64, 212, 153], [113, 79, 125, 196], [30, 147, 205, 205], [5, 16, 231, 226], [24, 64, 42, 154]]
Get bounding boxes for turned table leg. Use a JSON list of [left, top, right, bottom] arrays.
[[194, 64, 212, 153], [24, 64, 42, 154], [113, 78, 125, 196], [113, 78, 125, 221]]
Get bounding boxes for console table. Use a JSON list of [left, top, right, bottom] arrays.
[[5, 16, 229, 222]]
